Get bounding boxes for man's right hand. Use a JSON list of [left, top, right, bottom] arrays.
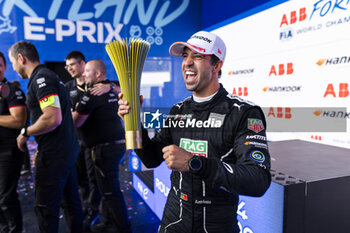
[[117, 93, 143, 120], [117, 93, 130, 120]]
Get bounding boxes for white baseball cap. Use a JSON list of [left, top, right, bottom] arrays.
[[169, 31, 226, 62]]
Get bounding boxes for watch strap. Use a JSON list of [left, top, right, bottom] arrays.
[[21, 127, 29, 137]]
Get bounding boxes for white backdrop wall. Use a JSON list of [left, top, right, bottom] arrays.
[[211, 0, 350, 148]]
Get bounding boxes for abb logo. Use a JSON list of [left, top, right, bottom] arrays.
[[232, 87, 248, 96], [267, 107, 292, 119], [324, 83, 349, 97], [269, 63, 294, 76], [280, 8, 307, 27], [311, 135, 322, 141]]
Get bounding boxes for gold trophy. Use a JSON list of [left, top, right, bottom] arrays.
[[106, 38, 150, 149]]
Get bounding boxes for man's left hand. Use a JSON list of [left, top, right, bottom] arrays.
[[162, 145, 193, 171], [17, 134, 29, 152], [90, 83, 110, 96]]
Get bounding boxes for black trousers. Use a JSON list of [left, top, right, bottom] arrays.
[[82, 147, 101, 216], [0, 143, 24, 233], [75, 145, 91, 215], [91, 143, 131, 233], [34, 151, 83, 233]]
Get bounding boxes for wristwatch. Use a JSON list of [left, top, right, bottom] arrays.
[[20, 127, 29, 137], [188, 156, 202, 172], [110, 83, 115, 91]]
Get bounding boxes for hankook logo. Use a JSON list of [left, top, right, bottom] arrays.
[[316, 56, 350, 66], [228, 68, 254, 76], [191, 35, 212, 43]]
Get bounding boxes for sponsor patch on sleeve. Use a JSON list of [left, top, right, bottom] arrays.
[[247, 118, 264, 133], [250, 150, 265, 163], [244, 141, 268, 149], [39, 94, 61, 110], [36, 77, 46, 88]]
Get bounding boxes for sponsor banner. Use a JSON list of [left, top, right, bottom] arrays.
[[153, 162, 171, 220], [288, 133, 350, 149], [278, 1, 350, 42], [133, 172, 154, 211], [262, 107, 347, 132], [213, 0, 350, 150], [238, 182, 284, 233]]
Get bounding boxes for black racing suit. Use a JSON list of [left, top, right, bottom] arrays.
[[136, 85, 271, 233], [0, 78, 25, 233]]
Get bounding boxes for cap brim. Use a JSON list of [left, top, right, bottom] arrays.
[[169, 42, 187, 57], [169, 42, 213, 57]]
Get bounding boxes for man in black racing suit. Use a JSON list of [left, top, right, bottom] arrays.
[[118, 31, 271, 233]]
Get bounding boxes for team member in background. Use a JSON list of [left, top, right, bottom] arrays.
[[10, 80, 31, 176], [8, 41, 83, 233], [0, 51, 26, 233], [65, 51, 121, 231], [65, 51, 100, 229], [73, 59, 131, 233], [118, 31, 271, 232]]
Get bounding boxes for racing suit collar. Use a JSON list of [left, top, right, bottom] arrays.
[[190, 84, 226, 111]]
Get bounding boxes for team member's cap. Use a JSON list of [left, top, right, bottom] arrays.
[[169, 31, 226, 62]]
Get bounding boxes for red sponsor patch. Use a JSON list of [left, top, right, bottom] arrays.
[[247, 118, 264, 133]]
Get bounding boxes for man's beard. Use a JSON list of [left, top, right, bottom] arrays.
[[86, 81, 95, 88], [18, 67, 28, 79]]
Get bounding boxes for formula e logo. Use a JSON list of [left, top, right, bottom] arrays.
[[143, 109, 163, 129]]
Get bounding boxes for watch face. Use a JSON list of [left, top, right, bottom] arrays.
[[21, 127, 27, 136], [190, 156, 202, 171]]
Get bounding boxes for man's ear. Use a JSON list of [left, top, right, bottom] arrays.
[[80, 60, 86, 67], [213, 60, 223, 73], [17, 53, 25, 65], [96, 69, 102, 79]]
